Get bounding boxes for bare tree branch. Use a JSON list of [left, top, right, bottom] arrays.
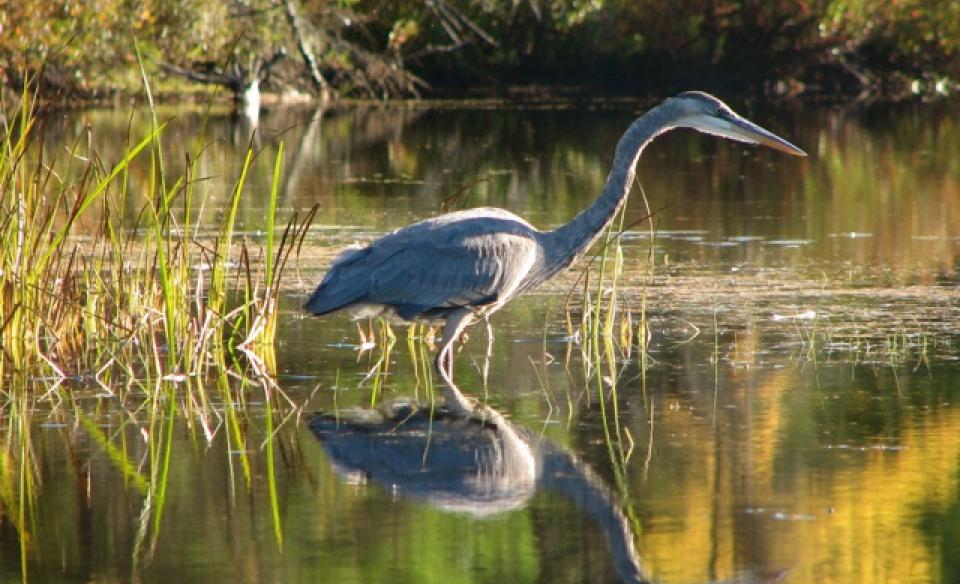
[[425, 0, 498, 47], [157, 61, 239, 91], [157, 48, 285, 97]]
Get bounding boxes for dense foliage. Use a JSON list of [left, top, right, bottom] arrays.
[[0, 0, 957, 100]]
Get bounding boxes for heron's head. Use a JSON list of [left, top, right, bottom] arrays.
[[666, 91, 806, 157]]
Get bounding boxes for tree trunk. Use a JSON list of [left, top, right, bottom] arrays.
[[281, 0, 331, 99]]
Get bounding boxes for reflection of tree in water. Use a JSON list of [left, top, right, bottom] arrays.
[[919, 478, 960, 584]]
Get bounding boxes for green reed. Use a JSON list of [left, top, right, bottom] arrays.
[[1, 360, 296, 576], [0, 85, 310, 389], [361, 319, 397, 405], [0, 392, 36, 584], [557, 182, 662, 511], [263, 375, 285, 550]]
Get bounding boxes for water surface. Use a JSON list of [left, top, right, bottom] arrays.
[[5, 98, 960, 583]]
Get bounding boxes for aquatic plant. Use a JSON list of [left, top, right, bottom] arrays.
[[0, 81, 308, 569], [0, 84, 311, 388]]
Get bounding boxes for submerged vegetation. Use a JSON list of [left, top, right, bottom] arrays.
[[1, 0, 958, 103]]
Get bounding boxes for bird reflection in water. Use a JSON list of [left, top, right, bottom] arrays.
[[310, 384, 649, 584]]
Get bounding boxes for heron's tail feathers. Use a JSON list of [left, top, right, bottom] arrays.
[[303, 286, 336, 315], [304, 282, 363, 315], [304, 244, 372, 315]]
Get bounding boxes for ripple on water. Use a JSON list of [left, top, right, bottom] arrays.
[[764, 239, 814, 246]]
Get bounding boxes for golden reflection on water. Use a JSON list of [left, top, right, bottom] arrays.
[[801, 109, 960, 284], [635, 361, 960, 584]]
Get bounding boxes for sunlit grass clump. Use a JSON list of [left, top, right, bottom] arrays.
[[0, 88, 309, 391]]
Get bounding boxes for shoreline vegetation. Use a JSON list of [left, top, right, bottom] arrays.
[[1, 0, 958, 108], [0, 83, 305, 565], [0, 84, 316, 385]]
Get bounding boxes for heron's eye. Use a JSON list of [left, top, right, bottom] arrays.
[[714, 106, 725, 117]]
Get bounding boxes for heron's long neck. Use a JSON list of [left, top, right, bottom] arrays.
[[543, 105, 674, 275], [541, 448, 649, 583]]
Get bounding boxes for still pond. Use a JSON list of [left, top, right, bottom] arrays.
[[3, 97, 960, 583]]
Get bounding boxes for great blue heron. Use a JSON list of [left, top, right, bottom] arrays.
[[305, 92, 805, 406]]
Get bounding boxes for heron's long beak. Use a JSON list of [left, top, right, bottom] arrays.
[[695, 113, 807, 157]]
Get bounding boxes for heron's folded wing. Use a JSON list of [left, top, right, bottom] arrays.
[[367, 231, 539, 311]]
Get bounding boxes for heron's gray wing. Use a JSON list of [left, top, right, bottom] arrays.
[[304, 211, 541, 317], [366, 229, 539, 316]]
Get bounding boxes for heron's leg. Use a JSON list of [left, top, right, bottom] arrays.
[[437, 309, 474, 383], [482, 316, 494, 389], [435, 308, 475, 414]]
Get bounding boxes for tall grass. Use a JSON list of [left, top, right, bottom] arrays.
[[0, 86, 310, 389], [0, 392, 36, 583]]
